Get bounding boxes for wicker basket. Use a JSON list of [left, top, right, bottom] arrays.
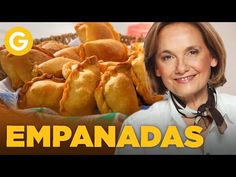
[[33, 33, 144, 45], [33, 33, 78, 45]]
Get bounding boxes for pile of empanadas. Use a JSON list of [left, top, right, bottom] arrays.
[[0, 47, 53, 90], [0, 22, 163, 117]]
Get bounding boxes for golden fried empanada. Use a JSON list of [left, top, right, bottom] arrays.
[[54, 46, 81, 61], [18, 74, 65, 112], [1, 49, 21, 86], [129, 51, 163, 105], [60, 56, 101, 116], [95, 63, 139, 115], [62, 61, 80, 80], [98, 60, 121, 73], [9, 48, 52, 83], [79, 39, 128, 62], [32, 57, 79, 78], [74, 22, 120, 43], [32, 46, 55, 58], [1, 48, 52, 90], [130, 42, 144, 53], [0, 47, 7, 80], [37, 40, 68, 54]]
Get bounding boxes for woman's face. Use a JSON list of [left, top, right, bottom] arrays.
[[155, 23, 217, 99]]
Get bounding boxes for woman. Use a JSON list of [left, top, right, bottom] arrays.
[[115, 22, 236, 154]]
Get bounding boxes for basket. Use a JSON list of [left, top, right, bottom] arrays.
[[33, 33, 78, 45], [33, 33, 144, 45]]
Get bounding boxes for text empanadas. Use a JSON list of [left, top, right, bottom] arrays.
[[74, 22, 120, 43], [79, 39, 128, 62], [95, 63, 139, 115], [60, 56, 101, 116]]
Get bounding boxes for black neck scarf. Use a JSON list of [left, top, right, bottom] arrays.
[[170, 87, 227, 134]]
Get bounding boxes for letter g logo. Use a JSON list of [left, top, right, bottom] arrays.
[[4, 26, 33, 56]]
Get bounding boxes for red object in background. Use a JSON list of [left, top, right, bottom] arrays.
[[127, 23, 153, 38]]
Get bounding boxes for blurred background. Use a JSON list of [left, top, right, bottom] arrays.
[[0, 22, 235, 95]]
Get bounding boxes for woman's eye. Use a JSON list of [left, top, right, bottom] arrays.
[[188, 49, 199, 56], [162, 55, 173, 61]]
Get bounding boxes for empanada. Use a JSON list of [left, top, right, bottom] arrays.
[[37, 40, 68, 54], [6, 49, 52, 89], [74, 22, 120, 43], [95, 62, 139, 115], [54, 46, 81, 61], [130, 42, 144, 53], [1, 48, 52, 90], [129, 51, 163, 105], [18, 74, 65, 112], [32, 57, 79, 78], [0, 48, 7, 80], [62, 61, 80, 80], [60, 56, 101, 116], [0, 49, 21, 86], [79, 39, 128, 62], [98, 60, 121, 73]]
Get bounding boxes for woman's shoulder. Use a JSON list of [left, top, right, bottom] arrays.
[[218, 91, 236, 107], [123, 99, 171, 127], [217, 91, 236, 122]]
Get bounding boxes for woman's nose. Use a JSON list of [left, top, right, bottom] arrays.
[[175, 59, 189, 74]]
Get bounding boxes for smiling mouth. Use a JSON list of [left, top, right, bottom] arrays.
[[175, 75, 196, 84]]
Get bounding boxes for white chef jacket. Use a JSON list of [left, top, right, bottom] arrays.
[[115, 90, 236, 155]]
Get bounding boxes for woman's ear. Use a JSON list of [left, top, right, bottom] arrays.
[[211, 57, 218, 67]]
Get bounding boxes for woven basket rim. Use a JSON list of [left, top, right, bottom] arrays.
[[33, 33, 144, 45]]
